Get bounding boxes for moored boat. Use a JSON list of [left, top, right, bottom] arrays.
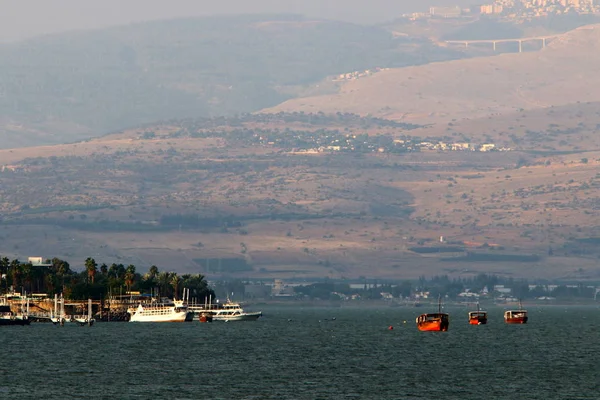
[[210, 301, 262, 322], [187, 295, 262, 322], [0, 305, 30, 326], [416, 296, 449, 332], [73, 316, 95, 326], [195, 299, 262, 322], [128, 301, 190, 322], [199, 312, 213, 323], [73, 299, 95, 326], [504, 300, 528, 324], [468, 303, 488, 325]]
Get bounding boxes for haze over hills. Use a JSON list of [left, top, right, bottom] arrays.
[[0, 14, 463, 149], [0, 0, 478, 42], [2, 16, 600, 282], [262, 25, 600, 124]]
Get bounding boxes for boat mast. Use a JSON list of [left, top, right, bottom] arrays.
[[53, 294, 57, 320], [60, 293, 65, 326], [88, 298, 92, 326]]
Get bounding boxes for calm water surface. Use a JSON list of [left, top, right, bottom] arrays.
[[1, 305, 599, 399]]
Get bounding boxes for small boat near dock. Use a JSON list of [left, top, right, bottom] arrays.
[[73, 299, 95, 326], [0, 305, 30, 326], [209, 300, 262, 322], [187, 294, 262, 322], [0, 292, 30, 326]]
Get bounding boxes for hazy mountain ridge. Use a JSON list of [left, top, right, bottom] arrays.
[[262, 24, 600, 124], [0, 14, 465, 149]]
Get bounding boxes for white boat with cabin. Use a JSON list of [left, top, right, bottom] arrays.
[[208, 300, 262, 322], [128, 300, 190, 322], [186, 294, 262, 322]]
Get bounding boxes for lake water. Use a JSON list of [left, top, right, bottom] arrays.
[[1, 305, 599, 399]]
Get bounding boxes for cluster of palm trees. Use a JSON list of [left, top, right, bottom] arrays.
[[1, 256, 214, 301]]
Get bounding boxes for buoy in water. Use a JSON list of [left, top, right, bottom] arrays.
[[388, 325, 394, 330]]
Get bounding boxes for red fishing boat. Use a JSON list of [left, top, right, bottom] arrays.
[[468, 303, 487, 325], [504, 300, 528, 324], [416, 296, 449, 332]]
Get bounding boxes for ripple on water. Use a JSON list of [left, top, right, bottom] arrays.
[[0, 305, 599, 399]]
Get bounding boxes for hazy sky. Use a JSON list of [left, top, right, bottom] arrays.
[[0, 0, 471, 42]]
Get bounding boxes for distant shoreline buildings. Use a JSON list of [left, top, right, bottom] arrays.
[[408, 0, 599, 21]]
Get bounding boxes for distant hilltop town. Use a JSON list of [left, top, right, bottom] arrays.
[[406, 0, 598, 21], [333, 67, 389, 82]]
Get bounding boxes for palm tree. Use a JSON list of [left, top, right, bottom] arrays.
[[124, 271, 135, 293], [85, 258, 98, 284], [147, 265, 159, 282], [0, 257, 9, 275], [52, 258, 71, 277], [157, 271, 170, 297], [44, 274, 57, 295], [116, 264, 126, 281], [10, 259, 21, 291], [124, 265, 136, 293], [54, 259, 71, 294], [179, 273, 213, 302], [170, 273, 181, 300], [108, 263, 118, 279], [21, 262, 33, 293]]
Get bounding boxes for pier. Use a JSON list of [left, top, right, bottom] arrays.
[[4, 296, 129, 322]]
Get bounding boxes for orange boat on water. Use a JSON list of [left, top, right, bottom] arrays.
[[504, 300, 528, 324], [468, 303, 488, 325], [416, 296, 449, 332]]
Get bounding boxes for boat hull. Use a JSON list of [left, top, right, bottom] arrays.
[[505, 317, 528, 324], [468, 311, 488, 325], [199, 313, 213, 323], [504, 310, 528, 324], [0, 317, 31, 326], [74, 318, 95, 326], [129, 311, 189, 322], [416, 313, 449, 331], [469, 317, 487, 325], [212, 311, 262, 322], [128, 304, 191, 323]]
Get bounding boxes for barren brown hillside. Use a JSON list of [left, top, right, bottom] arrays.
[[412, 101, 600, 152], [261, 25, 600, 124], [1, 114, 600, 281]]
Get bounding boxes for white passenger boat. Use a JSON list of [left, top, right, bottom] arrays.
[[209, 301, 262, 322], [128, 300, 190, 322]]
